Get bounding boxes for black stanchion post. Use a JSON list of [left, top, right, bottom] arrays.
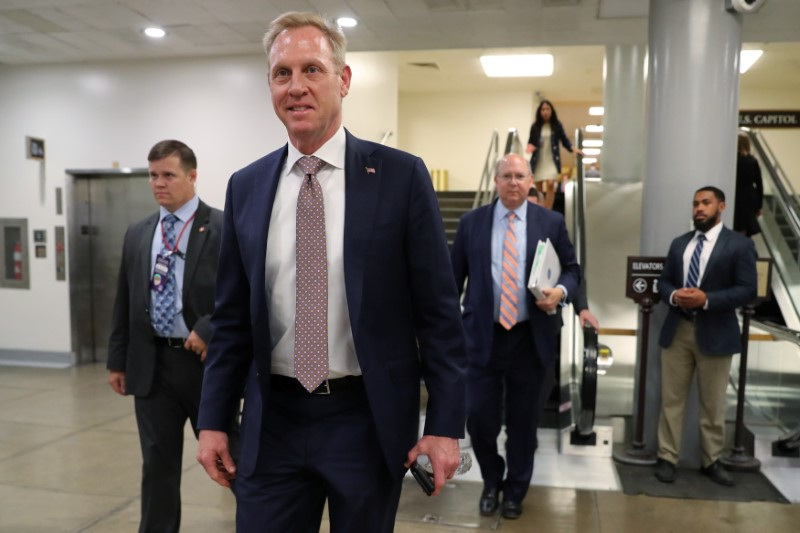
[[613, 297, 657, 465], [720, 304, 761, 471]]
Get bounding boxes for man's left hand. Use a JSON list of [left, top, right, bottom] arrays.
[[184, 331, 208, 361], [404, 435, 460, 496], [674, 287, 707, 309], [536, 287, 564, 313]]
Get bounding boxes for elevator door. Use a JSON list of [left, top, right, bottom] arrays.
[[70, 172, 152, 363]]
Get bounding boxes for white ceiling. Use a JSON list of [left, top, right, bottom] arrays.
[[1, 0, 798, 100]]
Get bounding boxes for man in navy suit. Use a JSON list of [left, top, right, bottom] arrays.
[[195, 11, 467, 532], [654, 186, 757, 486], [451, 153, 580, 519]]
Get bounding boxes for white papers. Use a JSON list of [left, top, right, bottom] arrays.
[[527, 238, 561, 314]]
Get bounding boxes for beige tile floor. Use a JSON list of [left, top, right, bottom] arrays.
[[0, 363, 798, 532]]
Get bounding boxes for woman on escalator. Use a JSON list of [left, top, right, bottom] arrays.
[[525, 99, 583, 210]]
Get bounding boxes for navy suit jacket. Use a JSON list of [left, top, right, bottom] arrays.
[[658, 225, 757, 355], [450, 200, 581, 368], [197, 130, 467, 479], [108, 200, 222, 396]]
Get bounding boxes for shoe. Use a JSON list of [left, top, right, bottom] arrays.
[[479, 487, 500, 516], [501, 499, 522, 519], [701, 460, 734, 486], [654, 458, 676, 483]]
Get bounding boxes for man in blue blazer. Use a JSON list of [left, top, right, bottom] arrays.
[[654, 186, 757, 486], [195, 12, 466, 532], [451, 153, 580, 519]]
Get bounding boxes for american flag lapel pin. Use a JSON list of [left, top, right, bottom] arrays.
[[365, 166, 376, 174], [198, 226, 205, 233]]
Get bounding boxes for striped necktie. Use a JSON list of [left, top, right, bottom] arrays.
[[294, 156, 329, 393], [686, 234, 706, 288], [499, 212, 519, 330]]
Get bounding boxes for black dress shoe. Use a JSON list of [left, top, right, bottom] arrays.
[[501, 500, 522, 519], [701, 460, 734, 486], [479, 487, 500, 516], [654, 458, 676, 483]]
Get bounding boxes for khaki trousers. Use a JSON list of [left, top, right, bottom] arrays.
[[657, 318, 733, 467]]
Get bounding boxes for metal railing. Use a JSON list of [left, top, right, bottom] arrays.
[[472, 128, 523, 209]]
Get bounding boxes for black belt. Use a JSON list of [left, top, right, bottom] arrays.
[[154, 337, 186, 349], [270, 374, 364, 395]]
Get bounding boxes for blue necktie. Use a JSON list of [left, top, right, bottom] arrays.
[[686, 234, 706, 288], [152, 214, 178, 336]]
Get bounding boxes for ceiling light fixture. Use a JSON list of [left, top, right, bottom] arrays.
[[143, 27, 166, 38], [479, 54, 554, 77], [337, 17, 357, 28], [585, 125, 604, 133], [582, 139, 603, 148], [589, 106, 604, 116], [583, 157, 598, 164], [740, 49, 763, 74], [583, 148, 602, 156]]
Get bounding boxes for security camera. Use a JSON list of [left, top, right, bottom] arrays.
[[725, 0, 767, 13]]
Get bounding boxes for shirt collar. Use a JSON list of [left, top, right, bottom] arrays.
[[494, 200, 528, 224], [285, 126, 346, 174], [695, 220, 724, 243], [160, 194, 198, 222]]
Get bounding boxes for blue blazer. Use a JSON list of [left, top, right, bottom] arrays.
[[658, 226, 757, 355], [450, 200, 581, 368], [197, 131, 467, 479]]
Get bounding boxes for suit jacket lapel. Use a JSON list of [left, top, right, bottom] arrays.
[[478, 202, 495, 295], [140, 213, 160, 308], [700, 226, 730, 286], [182, 200, 211, 290], [343, 131, 380, 338]]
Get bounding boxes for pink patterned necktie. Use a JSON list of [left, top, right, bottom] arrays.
[[294, 156, 329, 392], [499, 212, 518, 330]]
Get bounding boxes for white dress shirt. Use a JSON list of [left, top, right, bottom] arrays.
[[265, 126, 360, 378], [669, 220, 724, 308]]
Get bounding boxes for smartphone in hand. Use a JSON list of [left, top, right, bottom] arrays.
[[410, 460, 434, 496]]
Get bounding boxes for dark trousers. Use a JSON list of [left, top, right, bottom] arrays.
[[235, 381, 402, 533], [467, 322, 550, 503], [134, 344, 203, 533]]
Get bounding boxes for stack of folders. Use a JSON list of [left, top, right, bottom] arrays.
[[527, 238, 561, 315]]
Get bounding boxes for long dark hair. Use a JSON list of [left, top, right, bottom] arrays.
[[530, 99, 562, 142]]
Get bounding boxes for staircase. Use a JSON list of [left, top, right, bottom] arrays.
[[436, 191, 476, 247]]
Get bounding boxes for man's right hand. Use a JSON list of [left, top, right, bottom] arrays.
[[108, 371, 126, 396], [197, 430, 237, 488]]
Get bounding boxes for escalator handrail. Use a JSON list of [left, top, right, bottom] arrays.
[[748, 130, 800, 242], [751, 319, 800, 345], [472, 130, 500, 209]]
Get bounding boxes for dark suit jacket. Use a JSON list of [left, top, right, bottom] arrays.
[[450, 200, 581, 368], [197, 130, 467, 480], [658, 225, 757, 355], [107, 200, 223, 396]]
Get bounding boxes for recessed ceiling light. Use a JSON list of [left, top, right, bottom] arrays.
[[740, 49, 763, 74], [143, 27, 166, 39], [589, 106, 604, 116], [585, 125, 604, 133], [337, 17, 357, 28], [582, 139, 603, 147], [583, 157, 598, 165], [480, 54, 554, 77], [583, 148, 602, 156]]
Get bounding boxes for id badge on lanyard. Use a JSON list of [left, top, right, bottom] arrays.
[[151, 253, 172, 293]]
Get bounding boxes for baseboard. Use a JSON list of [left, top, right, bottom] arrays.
[[0, 349, 75, 368]]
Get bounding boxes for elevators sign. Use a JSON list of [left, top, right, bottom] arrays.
[[626, 256, 665, 304]]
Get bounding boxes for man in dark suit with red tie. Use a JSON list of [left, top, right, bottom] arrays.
[[195, 11, 467, 532], [451, 153, 580, 519], [654, 186, 757, 486]]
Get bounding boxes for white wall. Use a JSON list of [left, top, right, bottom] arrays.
[[398, 91, 534, 191], [0, 51, 397, 355]]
